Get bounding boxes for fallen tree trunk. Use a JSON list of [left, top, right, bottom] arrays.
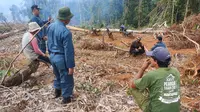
[[67, 26, 89, 32], [67, 26, 166, 34], [2, 61, 39, 87], [0, 28, 26, 40]]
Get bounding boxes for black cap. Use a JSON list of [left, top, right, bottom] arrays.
[[31, 5, 41, 11], [157, 36, 162, 41]]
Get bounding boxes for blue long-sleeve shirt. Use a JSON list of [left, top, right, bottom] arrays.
[[30, 15, 48, 40], [47, 20, 75, 68], [151, 42, 166, 51]]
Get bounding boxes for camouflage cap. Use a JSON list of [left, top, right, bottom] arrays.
[[57, 7, 74, 20]]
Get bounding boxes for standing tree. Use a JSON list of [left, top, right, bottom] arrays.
[[10, 5, 22, 23]]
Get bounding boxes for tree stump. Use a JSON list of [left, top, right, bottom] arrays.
[[91, 28, 101, 36], [2, 61, 39, 87], [106, 28, 114, 40]]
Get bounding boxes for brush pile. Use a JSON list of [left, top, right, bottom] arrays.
[[167, 14, 200, 52]]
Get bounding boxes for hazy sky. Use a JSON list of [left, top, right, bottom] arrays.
[[0, 0, 23, 20]]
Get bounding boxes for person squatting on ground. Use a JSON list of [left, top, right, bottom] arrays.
[[30, 5, 51, 53], [22, 22, 51, 64], [129, 37, 145, 56], [47, 7, 75, 104], [151, 36, 166, 51], [128, 47, 180, 112]]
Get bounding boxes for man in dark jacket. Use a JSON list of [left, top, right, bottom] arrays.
[[129, 37, 145, 56]]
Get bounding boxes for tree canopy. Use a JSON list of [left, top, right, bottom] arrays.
[[1, 0, 200, 28]]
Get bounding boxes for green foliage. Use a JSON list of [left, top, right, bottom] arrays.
[[0, 70, 6, 78], [0, 26, 12, 33], [191, 79, 199, 85], [123, 0, 200, 28], [77, 82, 101, 95], [15, 0, 200, 28]]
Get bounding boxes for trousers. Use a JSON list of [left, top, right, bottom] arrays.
[[127, 88, 150, 112], [38, 39, 46, 54], [37, 55, 51, 65], [130, 46, 145, 56], [50, 53, 74, 98]]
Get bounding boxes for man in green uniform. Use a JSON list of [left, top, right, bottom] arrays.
[[128, 47, 180, 112]]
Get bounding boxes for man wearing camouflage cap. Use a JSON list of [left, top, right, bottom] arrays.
[[47, 7, 75, 104]]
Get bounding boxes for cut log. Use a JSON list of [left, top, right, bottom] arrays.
[[2, 61, 39, 87]]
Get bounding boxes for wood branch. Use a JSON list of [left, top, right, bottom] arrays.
[[121, 41, 130, 47], [96, 39, 129, 52], [0, 85, 17, 95], [168, 30, 181, 41], [182, 24, 200, 54], [1, 100, 28, 112], [2, 61, 39, 87], [1, 20, 51, 85], [109, 45, 129, 52]]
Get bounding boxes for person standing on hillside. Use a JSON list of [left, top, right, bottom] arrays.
[[47, 7, 75, 104], [30, 5, 51, 53], [128, 47, 180, 112]]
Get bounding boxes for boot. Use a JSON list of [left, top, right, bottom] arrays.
[[62, 97, 71, 104], [54, 89, 61, 98]]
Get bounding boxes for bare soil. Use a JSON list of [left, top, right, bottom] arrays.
[[0, 27, 199, 112]]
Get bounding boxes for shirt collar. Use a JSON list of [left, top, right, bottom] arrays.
[[33, 14, 40, 17], [157, 41, 163, 43], [56, 20, 66, 26]]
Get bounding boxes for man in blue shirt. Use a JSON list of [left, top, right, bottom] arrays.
[[47, 7, 75, 104], [120, 24, 125, 32], [151, 36, 166, 51], [30, 5, 50, 53]]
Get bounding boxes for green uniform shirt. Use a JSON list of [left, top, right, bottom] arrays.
[[134, 68, 180, 112]]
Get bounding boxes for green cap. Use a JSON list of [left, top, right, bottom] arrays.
[[57, 7, 74, 20]]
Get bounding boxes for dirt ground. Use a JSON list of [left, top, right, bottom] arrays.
[[0, 27, 199, 112]]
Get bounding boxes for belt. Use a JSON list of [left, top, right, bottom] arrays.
[[51, 52, 64, 55]]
